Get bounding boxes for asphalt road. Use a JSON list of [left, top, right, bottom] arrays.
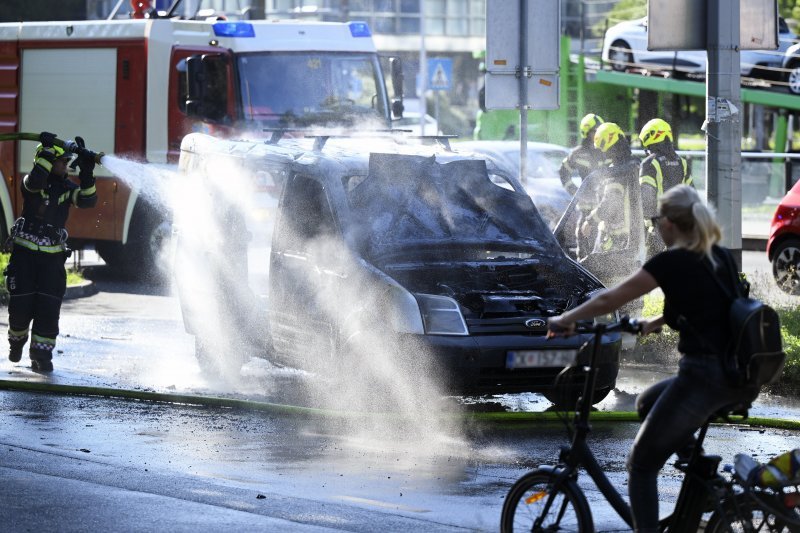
[[2, 386, 798, 532]]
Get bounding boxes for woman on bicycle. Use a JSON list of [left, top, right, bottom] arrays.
[[548, 184, 757, 533]]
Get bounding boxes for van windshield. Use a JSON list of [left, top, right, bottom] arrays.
[[237, 52, 388, 127], [346, 154, 562, 260]]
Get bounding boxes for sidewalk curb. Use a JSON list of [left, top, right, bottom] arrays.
[[743, 237, 767, 252], [64, 280, 98, 300], [0, 378, 798, 431]]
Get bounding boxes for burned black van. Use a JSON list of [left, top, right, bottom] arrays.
[[176, 134, 623, 405]]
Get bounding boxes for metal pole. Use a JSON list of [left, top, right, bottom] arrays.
[[107, 0, 127, 19], [435, 90, 440, 134], [248, 0, 266, 19], [519, 0, 529, 185], [706, 0, 742, 266], [420, 3, 427, 136]]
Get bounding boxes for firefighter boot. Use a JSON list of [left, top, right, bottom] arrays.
[[8, 341, 24, 363], [30, 347, 53, 372], [8, 329, 29, 363]]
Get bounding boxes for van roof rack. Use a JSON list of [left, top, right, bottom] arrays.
[[262, 128, 457, 151]]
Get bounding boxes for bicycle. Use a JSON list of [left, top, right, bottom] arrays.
[[706, 452, 800, 532], [499, 316, 800, 532]]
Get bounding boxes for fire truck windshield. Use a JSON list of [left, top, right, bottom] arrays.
[[237, 52, 389, 127]]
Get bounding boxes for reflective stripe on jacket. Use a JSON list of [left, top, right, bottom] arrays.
[[639, 152, 691, 218]]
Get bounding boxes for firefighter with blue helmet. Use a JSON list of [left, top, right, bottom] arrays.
[[639, 118, 692, 258], [4, 131, 98, 372], [558, 113, 608, 196]]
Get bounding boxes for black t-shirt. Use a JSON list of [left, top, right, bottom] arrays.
[[643, 245, 732, 355]]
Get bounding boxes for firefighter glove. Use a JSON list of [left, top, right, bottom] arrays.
[[39, 131, 57, 148], [77, 151, 96, 178]]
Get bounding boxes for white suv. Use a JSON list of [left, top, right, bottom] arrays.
[[602, 17, 795, 81]]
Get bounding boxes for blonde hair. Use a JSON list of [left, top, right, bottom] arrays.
[[658, 185, 721, 264]]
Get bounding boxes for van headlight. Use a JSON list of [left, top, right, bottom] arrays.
[[384, 283, 425, 334], [415, 294, 469, 336]]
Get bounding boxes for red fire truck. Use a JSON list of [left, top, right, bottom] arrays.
[[0, 13, 403, 274]]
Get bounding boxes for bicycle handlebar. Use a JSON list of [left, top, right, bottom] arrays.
[[549, 316, 644, 336]]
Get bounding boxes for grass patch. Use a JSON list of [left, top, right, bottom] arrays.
[[66, 268, 84, 286], [639, 288, 800, 393], [776, 309, 800, 393]]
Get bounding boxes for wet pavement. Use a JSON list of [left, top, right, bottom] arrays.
[[2, 387, 798, 532]]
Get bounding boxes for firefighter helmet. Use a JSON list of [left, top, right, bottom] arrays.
[[593, 122, 625, 153], [34, 143, 72, 161], [639, 118, 673, 148], [579, 113, 605, 139]]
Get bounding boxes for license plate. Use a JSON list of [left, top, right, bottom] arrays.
[[506, 349, 578, 369]]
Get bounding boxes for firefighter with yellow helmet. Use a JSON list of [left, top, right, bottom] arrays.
[[583, 122, 642, 257], [639, 118, 692, 257], [4, 132, 98, 372], [552, 122, 644, 316], [558, 113, 608, 196]]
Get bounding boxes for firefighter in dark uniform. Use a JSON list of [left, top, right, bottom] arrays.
[[638, 118, 692, 258], [582, 122, 641, 258], [5, 132, 97, 371], [558, 113, 607, 196], [577, 122, 645, 319]]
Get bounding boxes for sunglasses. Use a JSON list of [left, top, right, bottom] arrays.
[[650, 215, 663, 226]]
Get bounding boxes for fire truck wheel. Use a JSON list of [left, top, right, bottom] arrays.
[[96, 203, 172, 280]]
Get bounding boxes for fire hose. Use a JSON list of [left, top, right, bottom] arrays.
[[0, 131, 105, 165]]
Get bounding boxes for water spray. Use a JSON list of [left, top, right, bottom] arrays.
[[0, 131, 105, 165]]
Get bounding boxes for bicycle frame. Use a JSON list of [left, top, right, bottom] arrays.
[[539, 322, 634, 528]]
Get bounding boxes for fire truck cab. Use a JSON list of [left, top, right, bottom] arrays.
[[0, 16, 402, 274]]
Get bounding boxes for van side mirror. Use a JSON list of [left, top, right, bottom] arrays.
[[390, 56, 404, 119]]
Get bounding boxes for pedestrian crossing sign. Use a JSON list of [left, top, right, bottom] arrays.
[[428, 58, 452, 91]]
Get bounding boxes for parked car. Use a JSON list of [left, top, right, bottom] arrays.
[[175, 133, 623, 405], [455, 140, 572, 230], [393, 111, 441, 135], [781, 41, 800, 94], [767, 178, 800, 295], [602, 17, 795, 80]]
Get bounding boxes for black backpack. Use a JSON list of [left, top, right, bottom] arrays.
[[708, 247, 785, 388]]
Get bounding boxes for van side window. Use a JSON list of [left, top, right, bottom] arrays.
[[278, 174, 337, 252], [176, 58, 188, 113]]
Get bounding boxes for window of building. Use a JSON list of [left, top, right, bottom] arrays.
[[266, 0, 483, 37]]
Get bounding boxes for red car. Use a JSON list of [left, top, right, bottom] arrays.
[[767, 179, 800, 295]]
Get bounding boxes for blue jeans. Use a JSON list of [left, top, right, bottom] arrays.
[[626, 356, 756, 532]]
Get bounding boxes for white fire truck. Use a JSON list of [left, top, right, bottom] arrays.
[[0, 15, 403, 274]]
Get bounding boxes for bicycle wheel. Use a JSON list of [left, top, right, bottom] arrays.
[[706, 493, 799, 532], [500, 468, 593, 533]]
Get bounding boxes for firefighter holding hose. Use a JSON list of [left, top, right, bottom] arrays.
[[5, 131, 98, 372]]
